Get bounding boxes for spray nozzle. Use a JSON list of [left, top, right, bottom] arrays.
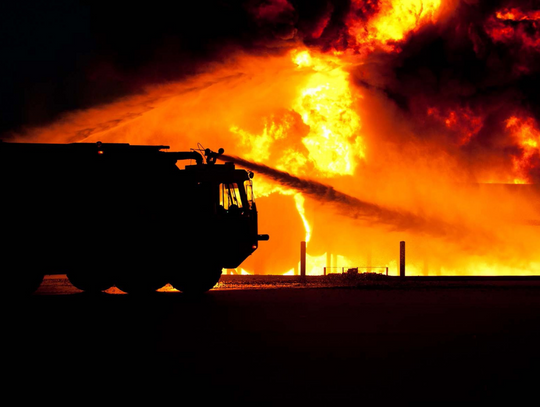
[[204, 148, 224, 165]]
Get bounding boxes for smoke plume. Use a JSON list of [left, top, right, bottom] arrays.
[[222, 154, 466, 238]]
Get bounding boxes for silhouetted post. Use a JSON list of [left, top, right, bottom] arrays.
[[400, 241, 405, 277], [300, 241, 306, 277]]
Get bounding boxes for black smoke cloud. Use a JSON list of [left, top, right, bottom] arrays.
[[350, 1, 539, 114], [389, 0, 540, 117], [337, 0, 540, 182]]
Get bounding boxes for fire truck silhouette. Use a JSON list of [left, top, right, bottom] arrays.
[[0, 142, 268, 295]]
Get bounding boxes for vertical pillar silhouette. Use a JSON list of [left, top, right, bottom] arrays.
[[326, 251, 331, 275], [300, 241, 306, 277], [400, 241, 406, 277]]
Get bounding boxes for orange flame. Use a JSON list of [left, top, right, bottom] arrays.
[[347, 0, 443, 53], [506, 116, 540, 184], [290, 49, 364, 176], [227, 49, 364, 177], [485, 6, 540, 51], [496, 8, 540, 22]]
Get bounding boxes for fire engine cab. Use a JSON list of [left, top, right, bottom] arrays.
[[0, 141, 268, 294]]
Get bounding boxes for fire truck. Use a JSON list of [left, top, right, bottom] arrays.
[[0, 141, 268, 295]]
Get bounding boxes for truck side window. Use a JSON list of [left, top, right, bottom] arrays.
[[220, 183, 243, 211]]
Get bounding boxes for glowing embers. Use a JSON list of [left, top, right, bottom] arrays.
[[427, 106, 483, 146], [347, 0, 442, 53], [496, 8, 540, 22], [485, 6, 540, 50], [506, 116, 540, 184]]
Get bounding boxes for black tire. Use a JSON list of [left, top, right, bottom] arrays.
[[115, 273, 167, 295], [114, 252, 168, 295], [170, 266, 223, 295], [67, 271, 114, 293]]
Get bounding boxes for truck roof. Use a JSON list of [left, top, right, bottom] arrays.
[[0, 141, 169, 154], [0, 141, 205, 165]]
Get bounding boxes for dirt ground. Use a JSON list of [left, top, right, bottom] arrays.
[[6, 277, 540, 405]]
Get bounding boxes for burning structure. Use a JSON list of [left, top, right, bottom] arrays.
[[3, 0, 540, 276]]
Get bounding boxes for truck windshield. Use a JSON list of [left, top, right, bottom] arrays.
[[219, 183, 243, 210], [244, 180, 254, 210]]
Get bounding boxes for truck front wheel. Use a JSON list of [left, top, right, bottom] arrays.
[[169, 266, 223, 295], [114, 274, 166, 295]]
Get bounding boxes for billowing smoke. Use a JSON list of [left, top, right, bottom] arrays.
[[347, 0, 540, 183]]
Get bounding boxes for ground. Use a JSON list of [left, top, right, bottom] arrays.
[[5, 275, 540, 404]]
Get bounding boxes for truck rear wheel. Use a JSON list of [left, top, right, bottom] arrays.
[[170, 266, 223, 295]]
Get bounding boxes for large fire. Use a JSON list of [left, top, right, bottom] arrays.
[[506, 116, 540, 184], [9, 0, 540, 276], [346, 0, 443, 53]]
